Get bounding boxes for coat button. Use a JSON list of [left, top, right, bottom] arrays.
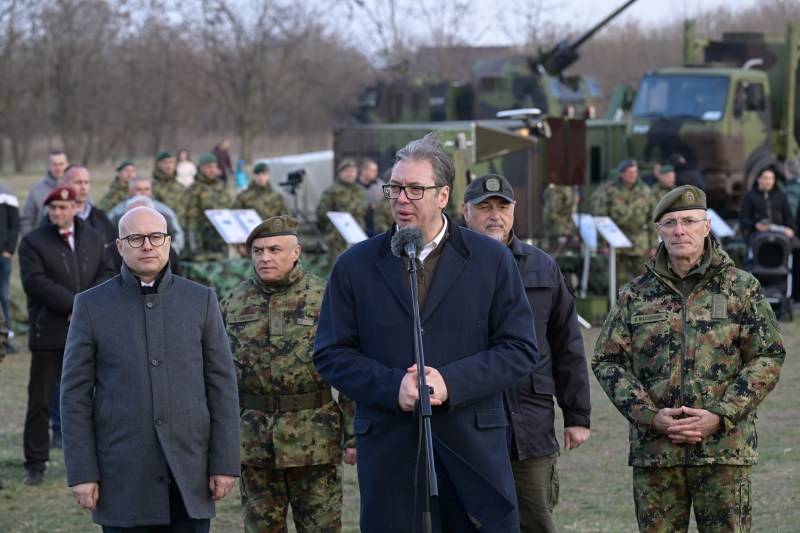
[[156, 418, 164, 426], [151, 359, 159, 366], [146, 301, 154, 309], [420, 327, 425, 335]]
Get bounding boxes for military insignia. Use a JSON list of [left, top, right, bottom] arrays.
[[60, 189, 69, 200], [275, 218, 283, 228], [296, 317, 315, 326], [631, 312, 667, 324], [486, 178, 500, 192], [683, 190, 696, 206], [712, 295, 727, 319]]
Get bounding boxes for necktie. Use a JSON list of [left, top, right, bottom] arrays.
[[61, 231, 72, 251]]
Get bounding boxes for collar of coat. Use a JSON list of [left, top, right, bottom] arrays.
[[379, 213, 470, 260]]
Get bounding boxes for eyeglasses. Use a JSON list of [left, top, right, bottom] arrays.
[[656, 218, 708, 230], [120, 232, 169, 248], [382, 184, 441, 200]]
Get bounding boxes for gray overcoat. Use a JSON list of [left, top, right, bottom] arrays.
[[60, 264, 240, 527]]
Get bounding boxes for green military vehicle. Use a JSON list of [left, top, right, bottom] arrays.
[[356, 0, 638, 125], [623, 21, 800, 215]]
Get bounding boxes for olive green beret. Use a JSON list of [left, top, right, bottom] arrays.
[[116, 159, 135, 172], [253, 162, 269, 174], [246, 215, 300, 248], [337, 158, 357, 172], [196, 152, 218, 166], [653, 185, 707, 222], [659, 164, 675, 173], [155, 150, 174, 162]]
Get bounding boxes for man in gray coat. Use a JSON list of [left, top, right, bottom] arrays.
[[60, 206, 240, 531], [20, 150, 69, 236]]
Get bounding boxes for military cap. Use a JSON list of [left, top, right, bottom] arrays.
[[337, 158, 357, 172], [246, 215, 300, 248], [196, 152, 218, 166], [116, 159, 135, 172], [44, 185, 77, 205], [155, 150, 174, 162], [253, 162, 269, 174], [617, 158, 637, 173], [463, 174, 516, 205], [659, 164, 675, 173], [653, 184, 707, 222]]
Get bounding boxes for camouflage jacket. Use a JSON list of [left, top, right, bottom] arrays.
[[592, 237, 785, 467], [542, 184, 578, 238], [233, 183, 288, 220], [315, 178, 368, 256], [181, 171, 232, 261], [220, 263, 355, 468], [96, 178, 128, 214], [590, 178, 658, 254], [152, 168, 187, 219], [650, 182, 673, 201]]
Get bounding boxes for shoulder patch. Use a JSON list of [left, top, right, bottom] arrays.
[[712, 295, 727, 320], [631, 312, 667, 324]]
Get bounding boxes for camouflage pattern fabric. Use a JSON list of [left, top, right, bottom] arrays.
[[592, 236, 785, 469], [360, 181, 393, 237], [542, 184, 579, 251], [633, 465, 751, 532], [151, 168, 187, 220], [96, 179, 128, 214], [234, 183, 289, 220], [220, 262, 354, 468], [650, 182, 673, 200], [220, 262, 352, 532], [182, 258, 253, 301], [180, 171, 232, 261], [240, 463, 342, 533], [590, 178, 658, 287], [315, 179, 368, 261]]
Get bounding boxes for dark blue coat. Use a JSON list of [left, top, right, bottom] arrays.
[[313, 218, 538, 532]]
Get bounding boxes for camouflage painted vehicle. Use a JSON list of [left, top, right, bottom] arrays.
[[356, 0, 638, 125], [624, 21, 800, 215]]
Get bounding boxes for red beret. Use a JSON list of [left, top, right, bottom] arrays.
[[44, 186, 77, 206]]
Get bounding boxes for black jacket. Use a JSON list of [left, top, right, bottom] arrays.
[[0, 184, 20, 254], [739, 183, 795, 239], [19, 218, 116, 350], [504, 234, 592, 460]]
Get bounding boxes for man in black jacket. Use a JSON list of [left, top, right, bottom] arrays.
[[18, 185, 115, 485], [0, 181, 20, 339], [462, 174, 592, 533]]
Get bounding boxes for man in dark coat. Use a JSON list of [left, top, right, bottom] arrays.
[[19, 185, 115, 485], [313, 133, 539, 532], [462, 173, 592, 533], [60, 206, 240, 531]]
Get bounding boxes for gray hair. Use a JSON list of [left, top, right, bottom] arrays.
[[394, 132, 455, 189], [784, 158, 800, 178], [126, 195, 154, 210], [128, 175, 151, 190]]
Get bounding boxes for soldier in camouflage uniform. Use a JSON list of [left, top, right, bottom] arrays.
[[233, 162, 288, 220], [542, 183, 580, 253], [220, 215, 355, 533], [181, 152, 232, 261], [592, 185, 785, 533], [357, 158, 393, 237], [590, 159, 658, 291], [151, 150, 186, 219], [649, 163, 676, 199], [97, 160, 136, 213], [315, 159, 368, 264]]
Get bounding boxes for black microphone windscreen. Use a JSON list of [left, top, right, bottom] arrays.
[[390, 226, 425, 258]]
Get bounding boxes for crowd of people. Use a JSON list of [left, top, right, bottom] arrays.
[[0, 134, 788, 533]]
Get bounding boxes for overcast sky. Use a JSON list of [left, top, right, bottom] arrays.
[[472, 0, 762, 46]]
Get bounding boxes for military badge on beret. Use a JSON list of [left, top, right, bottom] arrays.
[[683, 190, 697, 206], [60, 189, 70, 200]]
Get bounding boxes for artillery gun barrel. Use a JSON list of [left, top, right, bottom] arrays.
[[569, 0, 638, 51]]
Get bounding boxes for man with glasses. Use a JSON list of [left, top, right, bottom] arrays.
[[18, 186, 115, 485], [593, 185, 785, 532], [60, 206, 240, 531], [314, 133, 538, 531]]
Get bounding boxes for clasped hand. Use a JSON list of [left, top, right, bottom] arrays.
[[398, 364, 448, 411], [651, 406, 721, 444]]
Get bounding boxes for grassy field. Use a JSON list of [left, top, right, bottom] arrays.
[[0, 169, 798, 531]]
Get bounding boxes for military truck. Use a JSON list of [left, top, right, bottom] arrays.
[[356, 0, 638, 125], [623, 21, 800, 215]]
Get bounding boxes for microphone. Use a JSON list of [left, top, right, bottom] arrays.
[[390, 226, 425, 260]]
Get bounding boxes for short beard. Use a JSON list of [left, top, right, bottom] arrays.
[[484, 226, 507, 243]]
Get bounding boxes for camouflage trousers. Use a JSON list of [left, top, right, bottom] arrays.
[[240, 463, 343, 533], [511, 452, 560, 533], [633, 465, 752, 533]]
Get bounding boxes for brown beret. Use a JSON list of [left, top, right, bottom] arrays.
[[246, 215, 300, 248], [44, 186, 77, 205], [653, 185, 706, 222]]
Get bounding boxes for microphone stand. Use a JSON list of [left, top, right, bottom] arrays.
[[406, 253, 438, 533]]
